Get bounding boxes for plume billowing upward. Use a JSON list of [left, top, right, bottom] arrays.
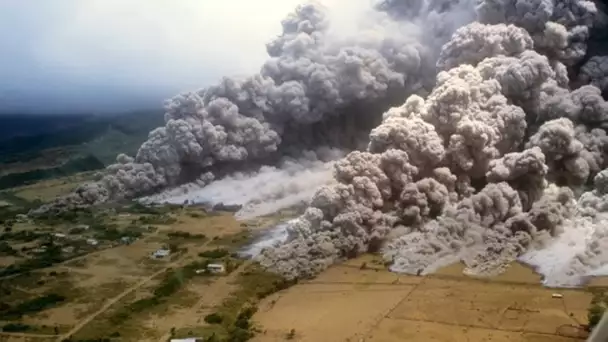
[[36, 0, 608, 286]]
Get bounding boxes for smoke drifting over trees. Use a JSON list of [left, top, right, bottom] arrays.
[[38, 0, 608, 286]]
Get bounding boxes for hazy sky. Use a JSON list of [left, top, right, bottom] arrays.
[[0, 0, 309, 114]]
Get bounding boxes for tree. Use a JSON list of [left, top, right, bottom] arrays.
[[204, 313, 223, 324], [588, 291, 608, 331], [589, 303, 605, 331], [286, 329, 296, 340]]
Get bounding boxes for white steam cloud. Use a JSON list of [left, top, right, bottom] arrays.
[[35, 0, 608, 287], [143, 149, 343, 219]]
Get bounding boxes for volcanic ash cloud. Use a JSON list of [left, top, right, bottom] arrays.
[[258, 0, 608, 286], [34, 0, 608, 286]]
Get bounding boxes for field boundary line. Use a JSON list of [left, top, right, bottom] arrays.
[[384, 315, 584, 339], [56, 253, 185, 342], [0, 331, 57, 339], [354, 277, 427, 341]]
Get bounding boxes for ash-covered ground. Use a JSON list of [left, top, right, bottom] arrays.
[[35, 0, 608, 287]]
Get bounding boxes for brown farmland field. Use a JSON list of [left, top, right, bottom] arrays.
[[253, 256, 596, 342]]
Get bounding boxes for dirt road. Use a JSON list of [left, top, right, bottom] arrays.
[[0, 331, 56, 339], [155, 260, 252, 342], [55, 255, 184, 342]]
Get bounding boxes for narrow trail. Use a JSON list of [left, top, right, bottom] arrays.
[[155, 260, 253, 342], [0, 331, 57, 339], [56, 255, 184, 342]]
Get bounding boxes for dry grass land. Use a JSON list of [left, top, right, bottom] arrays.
[[0, 263, 137, 334], [3, 186, 601, 342], [253, 256, 595, 342], [50, 210, 282, 341], [1, 203, 281, 342]]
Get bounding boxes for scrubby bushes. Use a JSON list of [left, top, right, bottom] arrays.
[[0, 241, 18, 256], [589, 291, 608, 331], [203, 306, 257, 342], [210, 231, 251, 250], [199, 248, 229, 259], [0, 293, 66, 320], [2, 323, 32, 332], [188, 211, 206, 218], [123, 202, 181, 215], [168, 231, 206, 240], [0, 230, 41, 242], [193, 265, 295, 341], [68, 227, 86, 235], [204, 312, 224, 324], [0, 242, 64, 277], [33, 207, 96, 226], [108, 262, 208, 325], [234, 306, 257, 330], [138, 215, 177, 225], [124, 202, 163, 215], [286, 329, 296, 340]]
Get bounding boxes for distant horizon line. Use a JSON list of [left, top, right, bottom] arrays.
[[0, 107, 164, 117]]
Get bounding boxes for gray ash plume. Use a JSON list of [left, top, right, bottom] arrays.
[[33, 0, 608, 286]]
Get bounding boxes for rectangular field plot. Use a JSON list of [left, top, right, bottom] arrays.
[[389, 277, 590, 337], [253, 283, 414, 342], [309, 263, 423, 286], [367, 318, 582, 342]]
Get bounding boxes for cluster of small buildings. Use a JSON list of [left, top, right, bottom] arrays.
[[53, 232, 99, 246], [150, 248, 225, 274], [27, 223, 140, 258]]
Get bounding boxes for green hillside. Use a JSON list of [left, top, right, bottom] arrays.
[[0, 110, 164, 190]]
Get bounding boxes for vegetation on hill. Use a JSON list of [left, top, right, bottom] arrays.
[[0, 192, 42, 225], [0, 109, 164, 189], [0, 155, 104, 190], [0, 114, 90, 143]]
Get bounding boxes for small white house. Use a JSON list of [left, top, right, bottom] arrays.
[[86, 238, 99, 246], [170, 338, 200, 342], [62, 246, 75, 254], [53, 233, 67, 238], [207, 263, 225, 274], [121, 236, 136, 245], [152, 248, 171, 259], [15, 214, 29, 222]]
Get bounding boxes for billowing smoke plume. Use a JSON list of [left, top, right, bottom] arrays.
[[256, 0, 608, 286], [579, 56, 608, 91], [36, 0, 608, 286], [36, 0, 464, 214]]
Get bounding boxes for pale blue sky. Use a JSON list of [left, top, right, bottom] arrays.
[[0, 0, 306, 114]]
